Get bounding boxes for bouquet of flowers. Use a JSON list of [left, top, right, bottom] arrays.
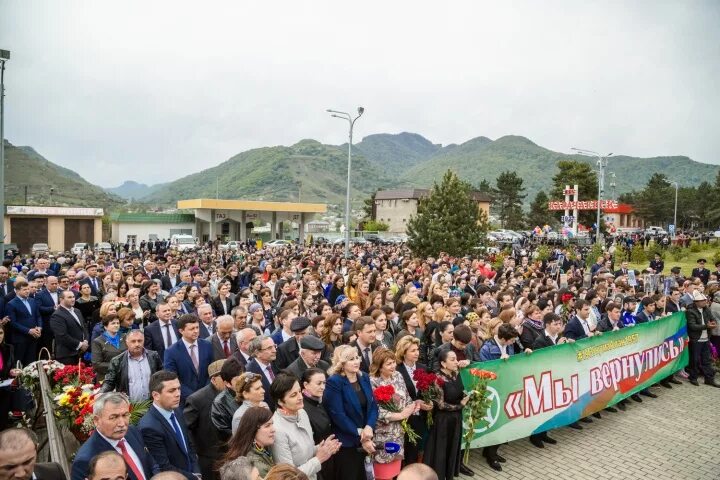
[[372, 384, 421, 445], [463, 368, 497, 464], [413, 368, 444, 427], [51, 363, 96, 395], [19, 360, 66, 393]]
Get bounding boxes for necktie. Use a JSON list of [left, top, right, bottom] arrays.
[[22, 299, 32, 315], [164, 324, 172, 349], [189, 344, 199, 373], [363, 347, 371, 367], [223, 341, 231, 358], [266, 365, 275, 381], [0, 284, 5, 296], [117, 439, 145, 480], [169, 412, 189, 457]]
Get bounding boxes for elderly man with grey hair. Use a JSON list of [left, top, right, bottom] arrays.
[[232, 327, 257, 368], [245, 335, 279, 409], [197, 304, 216, 338], [100, 330, 163, 401], [72, 393, 159, 480], [219, 457, 259, 480], [210, 314, 238, 360]]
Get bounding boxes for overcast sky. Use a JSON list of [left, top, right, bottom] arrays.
[[1, 1, 718, 187]]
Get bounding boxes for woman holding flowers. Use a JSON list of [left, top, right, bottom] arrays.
[[369, 347, 418, 480], [423, 349, 471, 480]]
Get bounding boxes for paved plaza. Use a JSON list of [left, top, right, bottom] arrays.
[[463, 378, 720, 480]]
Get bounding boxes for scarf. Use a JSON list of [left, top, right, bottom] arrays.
[[524, 317, 544, 330], [103, 331, 121, 349]]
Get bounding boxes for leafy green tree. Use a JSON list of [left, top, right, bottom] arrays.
[[363, 220, 389, 232], [494, 171, 526, 229], [551, 160, 599, 227], [633, 174, 673, 226], [407, 170, 488, 257], [526, 190, 554, 228]]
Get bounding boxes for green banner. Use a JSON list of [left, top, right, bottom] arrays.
[[460, 312, 689, 448]]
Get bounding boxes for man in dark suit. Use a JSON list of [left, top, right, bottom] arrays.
[[596, 302, 625, 333], [50, 290, 89, 365], [349, 316, 379, 373], [27, 258, 55, 282], [36, 275, 61, 354], [197, 304, 216, 339], [72, 392, 159, 480], [101, 330, 163, 401], [613, 261, 630, 278], [286, 335, 330, 379], [144, 303, 180, 361], [184, 360, 226, 480], [161, 263, 182, 292], [210, 315, 238, 361], [232, 328, 256, 368], [139, 371, 200, 480], [691, 258, 710, 284], [563, 299, 598, 341], [6, 279, 43, 366], [0, 266, 14, 302], [245, 335, 279, 409], [80, 264, 103, 297], [163, 314, 214, 404], [275, 316, 311, 370], [85, 451, 126, 480], [0, 427, 66, 480]]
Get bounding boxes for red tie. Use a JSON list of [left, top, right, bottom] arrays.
[[223, 341, 231, 358], [117, 438, 145, 480], [267, 365, 275, 381]]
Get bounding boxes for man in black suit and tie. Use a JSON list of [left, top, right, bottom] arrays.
[[0, 266, 14, 302], [36, 275, 61, 355], [72, 392, 159, 480], [197, 304, 216, 339], [0, 428, 67, 480], [232, 328, 256, 368], [184, 360, 226, 480], [161, 263, 182, 292], [564, 299, 599, 341], [210, 315, 238, 361], [286, 335, 330, 379], [6, 279, 43, 366], [138, 371, 200, 480], [82, 264, 103, 297], [50, 290, 89, 365], [613, 261, 630, 278], [144, 303, 180, 361], [349, 316, 379, 373], [245, 335, 279, 409], [274, 316, 311, 370]]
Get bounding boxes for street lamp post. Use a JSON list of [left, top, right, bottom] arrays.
[[327, 107, 364, 258], [0, 49, 10, 258], [571, 147, 613, 244], [671, 181, 679, 239]]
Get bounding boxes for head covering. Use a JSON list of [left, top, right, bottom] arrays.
[[290, 316, 311, 332], [208, 359, 226, 377], [692, 290, 708, 302], [465, 312, 480, 324], [334, 295, 347, 306], [248, 303, 263, 314], [300, 335, 325, 351]]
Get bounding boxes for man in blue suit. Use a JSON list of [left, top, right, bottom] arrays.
[[163, 314, 213, 405], [36, 275, 61, 355], [245, 335, 279, 409], [563, 299, 598, 341], [6, 279, 43, 366], [72, 392, 159, 480], [139, 370, 200, 480], [144, 303, 180, 361]]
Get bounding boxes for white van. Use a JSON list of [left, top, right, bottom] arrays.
[[170, 234, 198, 252]]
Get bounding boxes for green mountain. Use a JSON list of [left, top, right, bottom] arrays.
[[141, 139, 393, 205], [353, 132, 442, 170], [105, 180, 166, 200], [401, 134, 719, 201], [3, 141, 122, 208]]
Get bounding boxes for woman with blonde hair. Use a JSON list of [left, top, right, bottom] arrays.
[[324, 345, 378, 480], [369, 347, 417, 480], [416, 301, 434, 331], [231, 371, 270, 434]]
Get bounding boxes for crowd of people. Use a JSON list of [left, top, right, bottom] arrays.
[[0, 238, 718, 480]]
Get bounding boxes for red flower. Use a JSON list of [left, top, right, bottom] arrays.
[[469, 368, 497, 380], [372, 385, 395, 403]]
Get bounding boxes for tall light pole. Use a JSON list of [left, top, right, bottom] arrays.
[[571, 148, 613, 244], [671, 181, 679, 239], [327, 107, 364, 258], [0, 49, 10, 258]]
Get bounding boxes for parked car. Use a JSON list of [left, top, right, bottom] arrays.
[[71, 242, 88, 255], [644, 226, 668, 236], [94, 242, 113, 253], [31, 243, 49, 255], [265, 239, 293, 248], [220, 240, 242, 251]]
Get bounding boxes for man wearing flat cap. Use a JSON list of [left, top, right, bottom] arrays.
[[685, 290, 720, 387], [692, 258, 710, 285], [285, 335, 330, 379], [274, 316, 311, 370]]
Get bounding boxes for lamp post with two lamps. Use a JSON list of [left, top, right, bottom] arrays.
[[327, 107, 364, 258], [571, 147, 613, 244]]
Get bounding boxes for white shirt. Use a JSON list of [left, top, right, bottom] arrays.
[[256, 359, 274, 383], [494, 336, 508, 356], [49, 290, 59, 306], [578, 316, 591, 336], [159, 320, 178, 345], [544, 329, 558, 345]]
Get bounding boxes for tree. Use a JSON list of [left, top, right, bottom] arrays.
[[362, 220, 389, 232], [493, 171, 526, 229], [526, 190, 554, 228], [633, 174, 673, 226], [407, 170, 488, 257], [551, 160, 599, 228], [362, 192, 376, 220]]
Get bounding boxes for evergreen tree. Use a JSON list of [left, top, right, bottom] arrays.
[[407, 170, 487, 257], [494, 171, 526, 229], [362, 192, 376, 220], [526, 190, 554, 227], [633, 174, 673, 225], [551, 160, 599, 227]]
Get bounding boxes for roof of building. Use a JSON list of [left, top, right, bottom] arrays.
[[110, 212, 196, 224], [375, 188, 492, 202], [603, 203, 634, 214], [177, 199, 326, 213]]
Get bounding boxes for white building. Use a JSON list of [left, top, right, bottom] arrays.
[[110, 212, 196, 245]]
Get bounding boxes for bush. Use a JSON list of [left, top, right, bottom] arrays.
[[669, 246, 687, 261], [363, 220, 389, 232], [712, 249, 720, 267], [631, 244, 647, 265], [535, 244, 551, 262], [588, 243, 604, 265], [690, 243, 702, 253], [645, 243, 665, 262]]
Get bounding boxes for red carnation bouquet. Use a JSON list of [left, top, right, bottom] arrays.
[[412, 368, 444, 427], [372, 384, 421, 445]]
